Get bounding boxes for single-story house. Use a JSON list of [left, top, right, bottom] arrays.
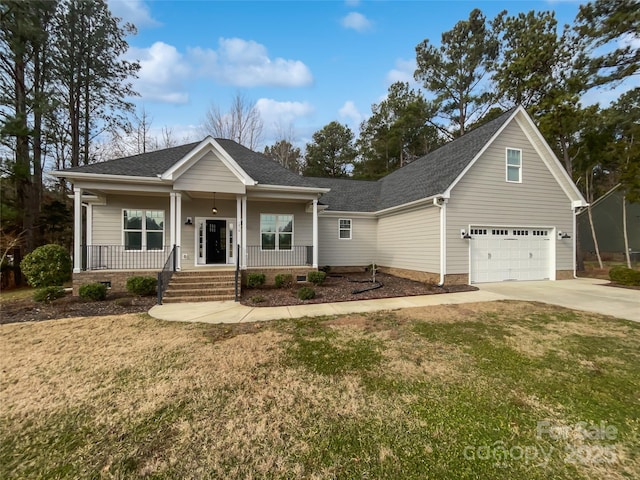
[[577, 184, 640, 258], [51, 106, 587, 302]]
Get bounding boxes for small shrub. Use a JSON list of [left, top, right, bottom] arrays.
[[20, 244, 72, 288], [366, 263, 378, 272], [246, 272, 266, 288], [609, 265, 640, 286], [250, 295, 266, 304], [33, 286, 65, 303], [79, 282, 107, 301], [307, 271, 326, 285], [297, 286, 316, 300], [275, 273, 293, 288], [126, 276, 157, 296]]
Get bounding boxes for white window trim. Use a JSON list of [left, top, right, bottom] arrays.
[[122, 208, 165, 251], [260, 213, 294, 251], [506, 147, 522, 183], [338, 218, 352, 240]]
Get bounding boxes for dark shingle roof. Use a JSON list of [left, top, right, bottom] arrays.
[[59, 137, 317, 188], [59, 109, 516, 211], [307, 177, 380, 212], [62, 142, 201, 177], [214, 139, 317, 188], [376, 108, 515, 210]]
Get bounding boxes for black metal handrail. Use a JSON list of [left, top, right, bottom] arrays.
[[157, 245, 177, 305], [235, 243, 240, 302], [82, 245, 173, 270]]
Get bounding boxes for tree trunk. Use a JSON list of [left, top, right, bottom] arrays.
[[622, 194, 631, 268]]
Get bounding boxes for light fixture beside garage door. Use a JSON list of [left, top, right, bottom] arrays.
[[460, 229, 472, 239]]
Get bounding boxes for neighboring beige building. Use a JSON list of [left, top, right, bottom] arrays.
[[52, 106, 587, 302]]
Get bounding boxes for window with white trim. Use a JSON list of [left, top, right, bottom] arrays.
[[339, 218, 352, 239], [506, 148, 522, 183], [260, 214, 293, 250], [123, 209, 164, 250]]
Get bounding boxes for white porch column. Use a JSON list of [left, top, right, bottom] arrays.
[[312, 198, 318, 268], [169, 192, 176, 249], [73, 186, 82, 273], [175, 192, 182, 270], [241, 195, 247, 269], [236, 195, 242, 269]]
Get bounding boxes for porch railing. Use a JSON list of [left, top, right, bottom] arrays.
[[247, 245, 312, 267], [157, 245, 177, 305], [81, 245, 173, 270]]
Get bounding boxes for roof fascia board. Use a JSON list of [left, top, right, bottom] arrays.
[[248, 190, 322, 201], [49, 170, 170, 185], [161, 136, 256, 185], [375, 195, 440, 217], [514, 112, 587, 206], [68, 180, 173, 193], [250, 184, 330, 194], [319, 210, 377, 218], [443, 108, 520, 197]]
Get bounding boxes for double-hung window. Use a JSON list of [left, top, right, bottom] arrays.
[[506, 148, 522, 183], [123, 209, 164, 250], [260, 214, 293, 250], [339, 218, 352, 239]]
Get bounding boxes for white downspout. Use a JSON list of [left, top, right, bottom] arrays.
[[434, 197, 447, 286], [573, 206, 578, 279]]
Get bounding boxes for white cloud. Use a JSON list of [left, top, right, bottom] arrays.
[[341, 12, 373, 33], [339, 101, 363, 128], [107, 0, 160, 28], [256, 98, 314, 127], [191, 38, 313, 87], [386, 58, 419, 86], [127, 42, 191, 104]]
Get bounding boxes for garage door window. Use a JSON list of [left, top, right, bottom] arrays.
[[506, 148, 522, 183]]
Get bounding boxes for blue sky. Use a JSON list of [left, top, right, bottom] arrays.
[[106, 0, 638, 149]]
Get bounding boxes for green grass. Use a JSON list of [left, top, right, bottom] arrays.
[[1, 302, 638, 479], [0, 286, 34, 303]]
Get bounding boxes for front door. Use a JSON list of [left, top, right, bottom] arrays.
[[206, 220, 226, 264]]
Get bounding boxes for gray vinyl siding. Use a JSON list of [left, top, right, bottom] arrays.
[[377, 206, 440, 273], [92, 195, 170, 246], [446, 120, 574, 274], [174, 151, 245, 194], [318, 216, 377, 266], [245, 200, 313, 247]]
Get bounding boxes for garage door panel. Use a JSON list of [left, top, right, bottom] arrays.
[[470, 227, 552, 283]]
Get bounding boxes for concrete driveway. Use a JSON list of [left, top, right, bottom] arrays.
[[478, 278, 640, 322]]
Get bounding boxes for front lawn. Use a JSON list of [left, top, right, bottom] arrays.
[[1, 301, 638, 479]]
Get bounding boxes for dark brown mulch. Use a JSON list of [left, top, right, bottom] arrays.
[[241, 272, 477, 307], [0, 292, 156, 325]]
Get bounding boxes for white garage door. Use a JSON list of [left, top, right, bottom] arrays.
[[470, 227, 552, 283]]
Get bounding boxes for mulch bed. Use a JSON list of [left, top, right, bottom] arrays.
[[0, 293, 156, 325], [241, 272, 477, 307]]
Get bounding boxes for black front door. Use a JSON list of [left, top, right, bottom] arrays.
[[206, 220, 226, 264]]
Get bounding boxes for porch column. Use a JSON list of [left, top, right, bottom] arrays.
[[241, 195, 247, 269], [312, 198, 318, 268], [73, 186, 82, 273], [236, 195, 242, 269], [169, 192, 176, 248], [175, 192, 182, 270]]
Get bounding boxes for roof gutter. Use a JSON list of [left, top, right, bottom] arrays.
[[47, 170, 171, 185], [375, 193, 446, 217], [250, 184, 331, 195]]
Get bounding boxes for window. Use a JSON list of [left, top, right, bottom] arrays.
[[339, 218, 352, 240], [506, 148, 522, 183], [260, 214, 293, 250], [123, 209, 164, 250]]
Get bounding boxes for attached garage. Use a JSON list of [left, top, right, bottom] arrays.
[[469, 227, 553, 283]]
